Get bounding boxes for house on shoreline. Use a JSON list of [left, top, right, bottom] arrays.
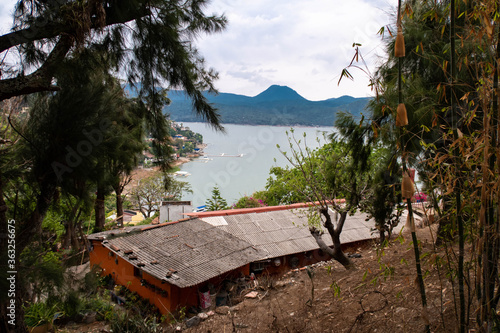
[[88, 203, 401, 314]]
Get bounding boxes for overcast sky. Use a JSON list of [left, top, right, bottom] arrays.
[[0, 0, 394, 101]]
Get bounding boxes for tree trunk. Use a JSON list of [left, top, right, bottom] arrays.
[[310, 227, 353, 269], [115, 191, 124, 228], [310, 208, 354, 270], [333, 249, 353, 269], [94, 187, 106, 232], [379, 227, 386, 244], [0, 174, 20, 333], [71, 224, 81, 251], [61, 200, 82, 249], [113, 174, 131, 228], [1, 177, 55, 333], [62, 219, 81, 251], [62, 220, 72, 249], [0, 292, 29, 333]]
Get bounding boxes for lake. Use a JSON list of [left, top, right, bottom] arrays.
[[178, 123, 334, 207]]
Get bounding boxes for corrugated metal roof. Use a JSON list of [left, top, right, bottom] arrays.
[[98, 219, 266, 288], [89, 206, 406, 288], [199, 208, 390, 259], [87, 225, 146, 240]]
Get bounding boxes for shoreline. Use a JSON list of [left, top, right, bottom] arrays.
[[172, 157, 191, 167], [178, 121, 334, 129]]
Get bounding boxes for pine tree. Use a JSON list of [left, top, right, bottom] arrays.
[[206, 186, 228, 211]]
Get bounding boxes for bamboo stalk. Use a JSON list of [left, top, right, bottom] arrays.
[[396, 1, 429, 331], [449, 0, 465, 331]]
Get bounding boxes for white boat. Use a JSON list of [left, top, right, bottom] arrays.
[[174, 171, 191, 177]]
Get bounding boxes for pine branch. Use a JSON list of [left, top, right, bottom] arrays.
[[0, 34, 74, 101]]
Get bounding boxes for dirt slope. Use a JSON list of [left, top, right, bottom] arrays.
[[182, 225, 458, 333]]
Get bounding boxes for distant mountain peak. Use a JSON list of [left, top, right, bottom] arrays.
[[126, 82, 371, 126], [253, 85, 307, 102]]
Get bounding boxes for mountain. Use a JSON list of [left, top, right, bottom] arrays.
[[162, 85, 370, 126], [252, 85, 307, 103]]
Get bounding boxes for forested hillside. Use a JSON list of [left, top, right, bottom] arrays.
[[164, 85, 370, 126]]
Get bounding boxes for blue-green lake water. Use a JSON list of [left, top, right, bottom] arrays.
[[179, 123, 334, 207]]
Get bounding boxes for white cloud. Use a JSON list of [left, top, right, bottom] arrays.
[[0, 0, 15, 34], [198, 0, 395, 100], [0, 0, 395, 100]]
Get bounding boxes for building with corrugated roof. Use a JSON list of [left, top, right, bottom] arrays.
[[88, 203, 402, 313], [186, 203, 385, 274], [88, 218, 266, 313]]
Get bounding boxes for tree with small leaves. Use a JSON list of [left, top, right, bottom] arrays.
[[206, 186, 228, 211]]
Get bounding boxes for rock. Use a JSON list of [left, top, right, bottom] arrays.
[[206, 310, 215, 316], [175, 326, 182, 332], [83, 312, 97, 324], [275, 280, 292, 288], [230, 305, 240, 312], [185, 316, 201, 328], [290, 312, 295, 316], [245, 291, 259, 298], [198, 312, 208, 319], [215, 305, 230, 315]]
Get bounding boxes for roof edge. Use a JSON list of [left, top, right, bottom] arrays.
[[139, 218, 193, 231], [185, 200, 346, 218]]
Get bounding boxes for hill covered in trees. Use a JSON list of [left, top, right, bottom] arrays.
[[164, 85, 370, 126]]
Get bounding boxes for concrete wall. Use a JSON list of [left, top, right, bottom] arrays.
[[159, 201, 192, 223]]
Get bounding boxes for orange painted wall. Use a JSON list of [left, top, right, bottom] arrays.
[[172, 266, 250, 310], [89, 240, 250, 314], [89, 238, 369, 314], [89, 241, 175, 313]]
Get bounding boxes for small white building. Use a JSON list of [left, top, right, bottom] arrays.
[[159, 201, 193, 223]]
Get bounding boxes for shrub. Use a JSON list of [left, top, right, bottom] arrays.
[[24, 301, 63, 328], [82, 293, 114, 321], [109, 312, 163, 333], [233, 195, 266, 209]]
